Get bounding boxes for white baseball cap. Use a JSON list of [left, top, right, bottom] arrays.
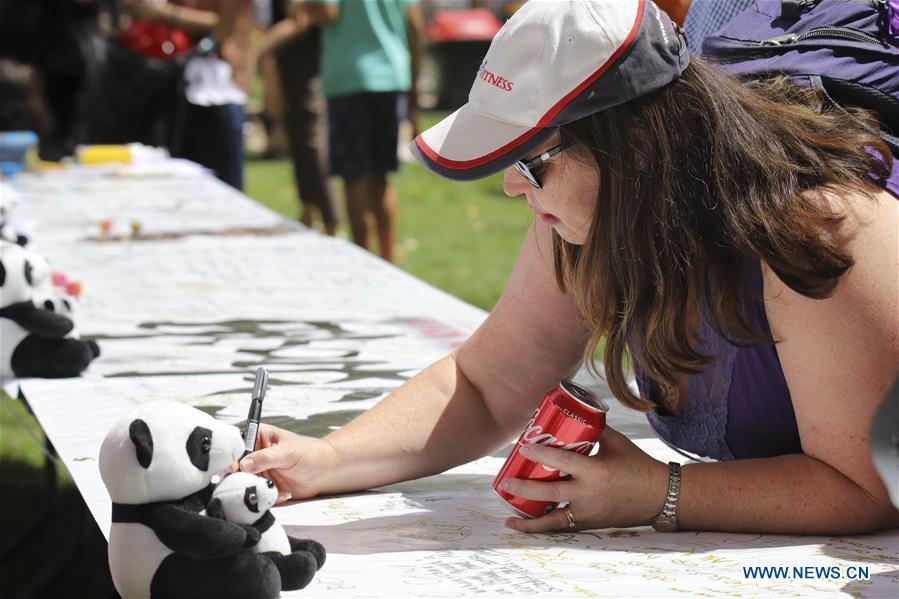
[[411, 0, 690, 181]]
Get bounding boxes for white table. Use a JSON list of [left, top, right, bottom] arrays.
[[5, 167, 896, 598]]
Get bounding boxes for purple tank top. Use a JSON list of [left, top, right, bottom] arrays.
[[632, 158, 899, 461], [633, 257, 800, 461]]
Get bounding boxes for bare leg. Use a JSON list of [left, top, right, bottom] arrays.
[[299, 204, 315, 228], [344, 176, 371, 251], [368, 173, 397, 263]]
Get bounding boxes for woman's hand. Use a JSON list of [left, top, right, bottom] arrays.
[[499, 426, 671, 532], [237, 424, 338, 504]]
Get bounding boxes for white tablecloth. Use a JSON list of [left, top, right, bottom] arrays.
[[5, 167, 896, 598]]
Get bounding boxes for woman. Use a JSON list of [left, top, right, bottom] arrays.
[[241, 0, 899, 535]]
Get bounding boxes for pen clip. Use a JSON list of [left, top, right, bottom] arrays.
[[252, 367, 269, 401]]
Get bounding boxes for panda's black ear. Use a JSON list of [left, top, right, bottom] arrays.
[[129, 419, 154, 468]]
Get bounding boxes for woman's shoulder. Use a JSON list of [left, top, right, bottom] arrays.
[[763, 184, 897, 367], [760, 185, 895, 495]]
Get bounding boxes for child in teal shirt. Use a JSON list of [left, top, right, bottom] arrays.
[[295, 0, 423, 263]]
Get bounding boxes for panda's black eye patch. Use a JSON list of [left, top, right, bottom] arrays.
[[44, 300, 55, 311], [0, 261, 5, 286], [244, 487, 260, 512], [23, 261, 33, 286], [186, 426, 213, 471], [62, 299, 72, 311]]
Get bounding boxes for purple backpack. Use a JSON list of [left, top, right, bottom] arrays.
[[702, 0, 899, 155]]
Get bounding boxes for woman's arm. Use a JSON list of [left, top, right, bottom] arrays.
[[668, 187, 898, 534], [506, 188, 899, 535], [319, 221, 590, 492], [741, 186, 899, 532], [677, 454, 898, 534], [244, 221, 590, 496]]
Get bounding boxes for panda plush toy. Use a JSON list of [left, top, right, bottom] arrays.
[[0, 241, 100, 380], [208, 472, 326, 590], [100, 401, 322, 599], [32, 272, 81, 338], [0, 204, 28, 246]]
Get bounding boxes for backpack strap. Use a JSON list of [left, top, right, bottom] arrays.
[[810, 75, 899, 155], [781, 0, 821, 21]]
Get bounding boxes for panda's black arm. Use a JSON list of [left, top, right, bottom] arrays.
[[205, 497, 225, 520], [288, 536, 327, 570], [0, 302, 74, 337], [150, 504, 260, 558]]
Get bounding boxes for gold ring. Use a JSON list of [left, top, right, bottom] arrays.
[[562, 505, 576, 529]]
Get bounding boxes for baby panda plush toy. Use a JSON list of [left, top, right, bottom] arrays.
[[100, 401, 320, 599], [31, 269, 81, 337], [208, 472, 326, 590], [0, 241, 99, 380]]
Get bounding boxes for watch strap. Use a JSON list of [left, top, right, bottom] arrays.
[[650, 461, 682, 532]]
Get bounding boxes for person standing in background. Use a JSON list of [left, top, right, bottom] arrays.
[[258, 0, 339, 235], [120, 0, 254, 190], [291, 0, 424, 262]]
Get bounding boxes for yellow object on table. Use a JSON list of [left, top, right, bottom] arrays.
[[76, 145, 132, 165]]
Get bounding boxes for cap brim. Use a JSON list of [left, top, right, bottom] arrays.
[[410, 103, 556, 182]]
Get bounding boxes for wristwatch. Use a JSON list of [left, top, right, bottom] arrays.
[[650, 461, 682, 532]]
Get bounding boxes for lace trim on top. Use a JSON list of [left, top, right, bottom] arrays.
[[639, 312, 739, 461]]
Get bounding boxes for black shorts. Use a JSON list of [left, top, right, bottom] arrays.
[[327, 91, 400, 181]]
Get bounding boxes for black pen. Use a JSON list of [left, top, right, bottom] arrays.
[[242, 367, 269, 458]]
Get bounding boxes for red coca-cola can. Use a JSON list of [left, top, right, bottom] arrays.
[[493, 380, 608, 518]]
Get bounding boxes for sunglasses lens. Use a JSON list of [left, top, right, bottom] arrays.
[[514, 161, 541, 189]]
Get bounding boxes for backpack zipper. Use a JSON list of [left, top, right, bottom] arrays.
[[759, 26, 885, 46]]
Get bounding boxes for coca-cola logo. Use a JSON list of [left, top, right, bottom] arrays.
[[519, 411, 594, 472]]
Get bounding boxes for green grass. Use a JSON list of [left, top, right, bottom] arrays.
[[245, 159, 302, 220], [1, 391, 111, 598], [393, 163, 532, 310], [0, 390, 53, 471]]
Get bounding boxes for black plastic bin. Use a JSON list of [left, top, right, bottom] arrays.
[[429, 39, 492, 111]]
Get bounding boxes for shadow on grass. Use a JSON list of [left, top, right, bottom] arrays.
[[0, 457, 113, 598]]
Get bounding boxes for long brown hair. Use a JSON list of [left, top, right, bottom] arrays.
[[553, 57, 892, 411]]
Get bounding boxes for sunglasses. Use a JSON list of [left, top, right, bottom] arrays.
[[513, 143, 566, 189]]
